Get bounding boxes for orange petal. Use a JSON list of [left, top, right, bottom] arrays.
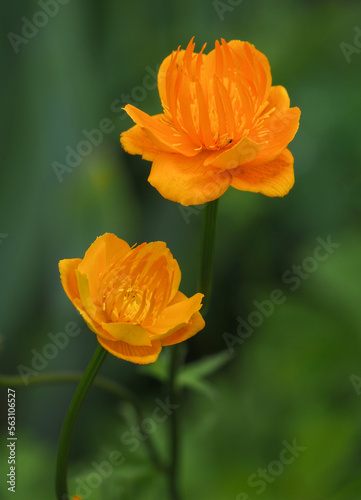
[[64, 295, 111, 341], [78, 234, 131, 300], [227, 40, 272, 100], [97, 336, 162, 364], [125, 241, 169, 280], [134, 241, 181, 304], [123, 105, 199, 157], [76, 270, 96, 318], [148, 151, 232, 206], [168, 257, 181, 303], [148, 291, 204, 336], [161, 311, 205, 346], [204, 135, 266, 170], [267, 85, 291, 112], [230, 148, 295, 197], [59, 258, 81, 303], [248, 107, 300, 165], [158, 51, 175, 112], [158, 47, 183, 114], [101, 322, 152, 346], [78, 233, 130, 275], [76, 266, 122, 330], [120, 123, 173, 161]]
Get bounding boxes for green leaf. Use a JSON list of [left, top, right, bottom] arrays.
[[179, 350, 233, 381], [178, 350, 233, 399], [139, 349, 233, 399], [178, 376, 216, 400]]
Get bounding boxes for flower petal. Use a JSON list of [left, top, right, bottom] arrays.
[[78, 234, 131, 300], [158, 48, 180, 112], [72, 297, 108, 338], [230, 148, 295, 197], [76, 270, 96, 318], [123, 105, 199, 157], [227, 40, 272, 102], [161, 311, 205, 346], [59, 258, 81, 302], [267, 85, 291, 111], [148, 151, 232, 206], [97, 336, 162, 364], [73, 290, 111, 338], [248, 107, 300, 165], [168, 257, 181, 303], [148, 291, 204, 336], [101, 322, 152, 346], [133, 241, 181, 304], [204, 135, 266, 170], [120, 123, 169, 161]]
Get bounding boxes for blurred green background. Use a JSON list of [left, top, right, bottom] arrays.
[[1, 0, 361, 499]]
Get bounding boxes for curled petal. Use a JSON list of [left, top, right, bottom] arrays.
[[230, 148, 295, 197], [101, 322, 152, 346], [59, 258, 81, 302], [77, 234, 131, 300], [76, 270, 96, 319], [158, 47, 182, 113], [161, 311, 205, 346], [148, 291, 204, 337], [120, 122, 170, 161], [148, 151, 232, 206], [123, 105, 199, 157], [267, 85, 291, 111], [97, 336, 162, 364], [227, 40, 272, 102], [72, 298, 114, 341], [204, 136, 266, 170], [248, 107, 300, 165]]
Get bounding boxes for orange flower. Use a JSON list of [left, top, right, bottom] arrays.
[[59, 234, 205, 364], [121, 38, 300, 206]]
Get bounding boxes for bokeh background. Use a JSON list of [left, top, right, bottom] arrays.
[[1, 0, 361, 499]]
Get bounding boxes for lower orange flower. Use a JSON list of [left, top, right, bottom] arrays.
[[59, 234, 205, 364]]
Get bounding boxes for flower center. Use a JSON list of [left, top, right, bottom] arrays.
[[97, 247, 172, 325], [101, 275, 151, 323]]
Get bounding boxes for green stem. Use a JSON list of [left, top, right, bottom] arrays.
[[169, 345, 181, 500], [166, 199, 219, 499], [0, 372, 136, 402], [0, 371, 164, 472], [199, 199, 219, 315], [55, 345, 108, 500]]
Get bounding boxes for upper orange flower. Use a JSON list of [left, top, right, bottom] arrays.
[[121, 38, 300, 206], [59, 234, 205, 364]]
